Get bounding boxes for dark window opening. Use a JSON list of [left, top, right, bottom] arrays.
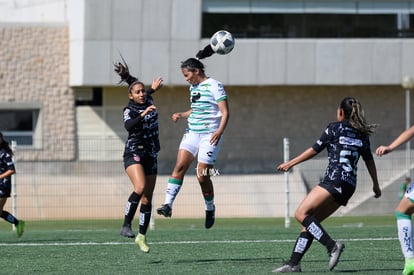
[[202, 13, 414, 38], [75, 87, 103, 106], [0, 110, 38, 146]]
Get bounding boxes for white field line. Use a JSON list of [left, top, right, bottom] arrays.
[[0, 237, 397, 247]]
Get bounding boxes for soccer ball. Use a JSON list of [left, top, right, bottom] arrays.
[[210, 30, 235, 55]]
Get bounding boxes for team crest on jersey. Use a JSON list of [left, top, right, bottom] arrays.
[[133, 154, 140, 162], [191, 92, 201, 103]]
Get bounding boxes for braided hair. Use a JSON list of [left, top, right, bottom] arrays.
[[340, 97, 377, 135]]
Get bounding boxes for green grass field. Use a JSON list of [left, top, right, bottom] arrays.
[[0, 216, 404, 274]]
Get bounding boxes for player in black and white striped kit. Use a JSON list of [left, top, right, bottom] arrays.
[[274, 97, 381, 273], [114, 58, 163, 253]]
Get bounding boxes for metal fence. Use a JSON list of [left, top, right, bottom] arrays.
[[8, 137, 411, 221]]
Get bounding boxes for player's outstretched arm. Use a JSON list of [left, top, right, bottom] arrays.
[[172, 109, 192, 122], [376, 125, 414, 156], [277, 147, 317, 172]]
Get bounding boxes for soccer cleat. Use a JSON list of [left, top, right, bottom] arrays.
[[272, 263, 302, 273], [135, 233, 150, 253], [328, 241, 345, 271], [16, 220, 25, 238], [205, 206, 215, 229], [120, 225, 135, 238], [157, 204, 172, 217], [403, 259, 414, 275]]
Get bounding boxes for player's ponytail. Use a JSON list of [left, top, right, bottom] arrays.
[[114, 54, 142, 92], [340, 97, 377, 135], [0, 132, 13, 156], [196, 44, 215, 60]]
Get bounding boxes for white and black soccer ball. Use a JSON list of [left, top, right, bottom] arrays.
[[210, 30, 235, 55]]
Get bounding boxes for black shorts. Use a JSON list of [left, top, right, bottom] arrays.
[[123, 153, 158, 175], [318, 180, 355, 206], [0, 181, 11, 198]]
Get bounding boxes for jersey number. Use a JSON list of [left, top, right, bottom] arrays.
[[339, 150, 358, 175]]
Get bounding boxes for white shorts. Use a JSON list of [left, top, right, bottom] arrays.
[[406, 182, 414, 201], [179, 131, 223, 165]]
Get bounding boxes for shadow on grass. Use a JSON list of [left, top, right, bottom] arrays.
[[303, 258, 402, 273], [335, 268, 401, 273], [174, 256, 279, 264]]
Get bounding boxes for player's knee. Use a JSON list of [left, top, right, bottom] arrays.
[[294, 210, 306, 223], [172, 164, 188, 177], [197, 175, 212, 185]]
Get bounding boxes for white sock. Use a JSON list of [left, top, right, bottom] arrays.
[[397, 215, 414, 258], [164, 178, 183, 207]]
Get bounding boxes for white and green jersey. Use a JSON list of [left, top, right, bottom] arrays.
[[188, 78, 227, 133]]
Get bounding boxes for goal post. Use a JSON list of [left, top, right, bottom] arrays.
[[283, 138, 290, 229]]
